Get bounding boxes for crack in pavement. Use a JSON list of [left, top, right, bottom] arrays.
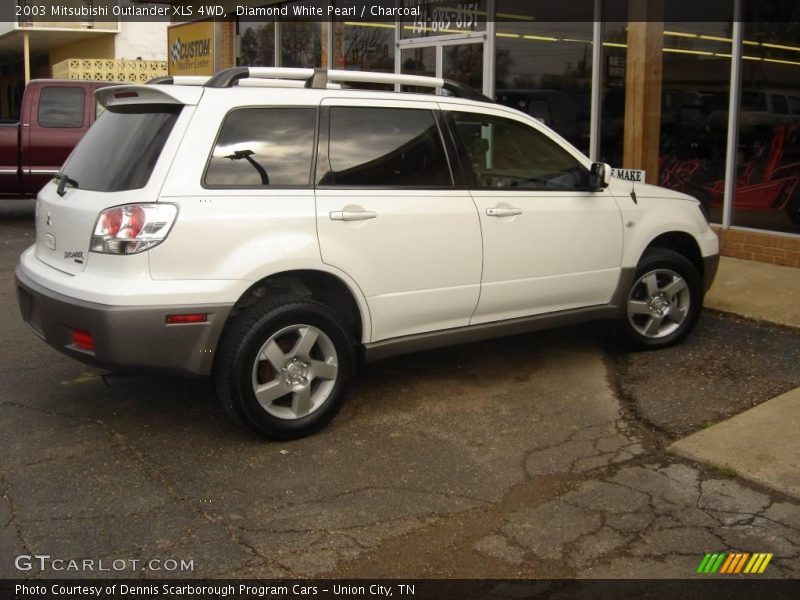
[[0, 469, 34, 556]]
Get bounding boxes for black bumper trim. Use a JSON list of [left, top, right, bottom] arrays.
[[15, 266, 233, 377], [703, 253, 720, 292]]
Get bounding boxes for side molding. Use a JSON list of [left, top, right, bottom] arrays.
[[364, 268, 636, 362]]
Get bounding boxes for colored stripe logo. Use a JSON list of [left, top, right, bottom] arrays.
[[697, 552, 773, 574]]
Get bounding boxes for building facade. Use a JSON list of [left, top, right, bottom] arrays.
[[168, 0, 800, 267], [0, 1, 168, 119], [4, 0, 799, 267]]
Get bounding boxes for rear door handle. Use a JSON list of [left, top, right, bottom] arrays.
[[486, 207, 522, 217], [330, 209, 377, 222]]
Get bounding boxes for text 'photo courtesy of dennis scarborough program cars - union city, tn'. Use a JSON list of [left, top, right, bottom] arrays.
[[15, 66, 719, 440]]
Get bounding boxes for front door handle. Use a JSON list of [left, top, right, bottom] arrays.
[[486, 206, 522, 217], [330, 209, 377, 222]]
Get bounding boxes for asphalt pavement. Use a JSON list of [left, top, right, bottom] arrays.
[[1, 202, 799, 579]]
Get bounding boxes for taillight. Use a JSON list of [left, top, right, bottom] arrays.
[[91, 204, 177, 255]]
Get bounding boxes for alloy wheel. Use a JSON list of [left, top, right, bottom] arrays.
[[627, 269, 691, 339], [250, 324, 339, 420]]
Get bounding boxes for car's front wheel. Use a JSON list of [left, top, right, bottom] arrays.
[[214, 296, 355, 439], [618, 248, 703, 350]]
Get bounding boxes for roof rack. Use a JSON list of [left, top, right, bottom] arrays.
[[194, 66, 493, 103]]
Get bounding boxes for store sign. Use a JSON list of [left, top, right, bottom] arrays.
[[167, 20, 214, 76]]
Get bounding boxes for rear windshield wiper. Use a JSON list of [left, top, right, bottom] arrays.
[[53, 173, 79, 197]]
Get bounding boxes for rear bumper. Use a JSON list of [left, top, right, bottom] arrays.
[[16, 266, 232, 377]]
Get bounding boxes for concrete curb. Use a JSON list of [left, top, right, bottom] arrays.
[[669, 387, 800, 500], [704, 256, 800, 330]]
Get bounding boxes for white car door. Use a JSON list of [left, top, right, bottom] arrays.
[[315, 100, 483, 341], [442, 105, 623, 324]]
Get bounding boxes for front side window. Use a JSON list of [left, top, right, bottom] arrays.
[[452, 112, 590, 191], [319, 107, 452, 187], [205, 108, 316, 187], [38, 87, 85, 128]]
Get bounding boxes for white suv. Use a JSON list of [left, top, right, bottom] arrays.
[[16, 67, 719, 439]]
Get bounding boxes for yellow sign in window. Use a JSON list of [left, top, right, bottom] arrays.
[[168, 20, 215, 76]]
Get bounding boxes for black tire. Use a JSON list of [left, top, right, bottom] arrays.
[[787, 192, 800, 228], [213, 296, 356, 440], [617, 248, 703, 350]]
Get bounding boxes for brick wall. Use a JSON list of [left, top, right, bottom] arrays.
[[219, 20, 235, 69], [714, 227, 800, 268]]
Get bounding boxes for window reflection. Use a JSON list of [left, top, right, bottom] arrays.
[[655, 22, 733, 226], [597, 21, 627, 168], [334, 22, 394, 72], [281, 21, 323, 67], [453, 112, 590, 191], [237, 2, 323, 68], [321, 108, 452, 187], [495, 22, 594, 154], [733, 16, 800, 233], [238, 21, 275, 66], [205, 109, 316, 187]]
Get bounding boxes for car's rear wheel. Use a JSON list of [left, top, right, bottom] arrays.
[[618, 248, 703, 350], [214, 296, 355, 439]]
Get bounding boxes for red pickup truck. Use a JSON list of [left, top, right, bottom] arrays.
[[0, 80, 113, 198]]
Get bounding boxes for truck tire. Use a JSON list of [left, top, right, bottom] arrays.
[[214, 296, 355, 440], [618, 248, 703, 350]]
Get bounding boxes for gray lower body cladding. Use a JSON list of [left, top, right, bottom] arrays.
[[15, 266, 232, 377]]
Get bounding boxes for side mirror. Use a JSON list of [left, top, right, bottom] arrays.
[[590, 162, 612, 190]]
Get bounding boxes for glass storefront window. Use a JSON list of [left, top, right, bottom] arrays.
[[442, 42, 483, 90], [238, 2, 323, 69], [400, 0, 486, 39], [733, 15, 800, 234], [657, 22, 732, 227], [495, 22, 594, 155], [333, 22, 394, 72], [281, 21, 323, 68], [399, 46, 436, 94], [599, 21, 627, 168], [238, 21, 275, 66]]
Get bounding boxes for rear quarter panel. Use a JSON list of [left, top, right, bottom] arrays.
[[153, 88, 373, 341]]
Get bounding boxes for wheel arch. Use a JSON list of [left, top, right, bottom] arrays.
[[641, 231, 705, 280], [227, 268, 371, 345]]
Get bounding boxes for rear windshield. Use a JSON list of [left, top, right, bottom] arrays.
[[61, 104, 181, 192]]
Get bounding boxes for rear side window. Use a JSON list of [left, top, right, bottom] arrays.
[[61, 104, 181, 192], [318, 107, 452, 187], [204, 108, 316, 187], [38, 87, 85, 128], [452, 112, 590, 191]]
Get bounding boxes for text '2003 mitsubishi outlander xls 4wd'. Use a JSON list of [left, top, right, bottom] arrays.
[[16, 67, 719, 439]]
